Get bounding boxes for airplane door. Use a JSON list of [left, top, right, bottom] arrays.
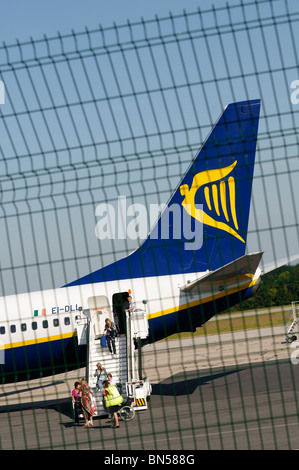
[[87, 296, 112, 339], [112, 292, 129, 334]]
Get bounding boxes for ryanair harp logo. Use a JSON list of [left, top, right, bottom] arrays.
[[179, 161, 245, 243]]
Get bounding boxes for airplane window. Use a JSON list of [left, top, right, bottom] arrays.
[[21, 324, 27, 332], [42, 320, 48, 329], [64, 317, 70, 326], [0, 326, 5, 335], [32, 322, 38, 330], [10, 325, 16, 333], [53, 319, 59, 327]]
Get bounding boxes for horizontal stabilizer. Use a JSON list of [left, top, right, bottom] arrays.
[[180, 252, 263, 294]]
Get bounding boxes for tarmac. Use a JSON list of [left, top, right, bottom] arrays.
[[1, 322, 299, 450], [141, 324, 294, 382]]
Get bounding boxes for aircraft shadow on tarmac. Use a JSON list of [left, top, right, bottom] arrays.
[[0, 380, 65, 400], [0, 381, 72, 416], [151, 368, 242, 397], [0, 369, 243, 422], [0, 394, 75, 420]]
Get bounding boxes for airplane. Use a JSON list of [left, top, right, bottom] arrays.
[[0, 99, 267, 384]]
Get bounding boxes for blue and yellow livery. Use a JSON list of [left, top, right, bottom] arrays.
[[0, 100, 263, 383]]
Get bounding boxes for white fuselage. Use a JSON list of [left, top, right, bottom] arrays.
[[0, 268, 260, 353]]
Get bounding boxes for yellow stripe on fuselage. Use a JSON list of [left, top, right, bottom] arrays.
[[0, 331, 76, 351]]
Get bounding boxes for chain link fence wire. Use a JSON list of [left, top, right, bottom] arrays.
[[0, 0, 299, 450]]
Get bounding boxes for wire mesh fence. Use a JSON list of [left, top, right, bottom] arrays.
[[0, 0, 299, 451]]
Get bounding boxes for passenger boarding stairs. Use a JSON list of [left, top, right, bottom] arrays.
[[284, 301, 299, 343], [75, 302, 151, 417], [87, 332, 128, 415]]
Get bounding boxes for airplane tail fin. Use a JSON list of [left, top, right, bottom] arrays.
[[67, 99, 261, 286]]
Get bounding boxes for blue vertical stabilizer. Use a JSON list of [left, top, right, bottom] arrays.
[[66, 99, 260, 286]]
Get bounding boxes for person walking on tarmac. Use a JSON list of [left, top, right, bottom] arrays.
[[103, 380, 123, 428], [80, 379, 95, 427], [71, 381, 82, 426]]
